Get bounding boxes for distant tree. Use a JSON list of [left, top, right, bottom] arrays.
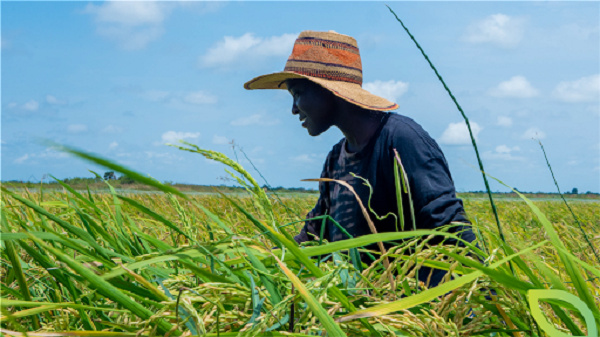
[[118, 175, 135, 184], [571, 187, 578, 195], [103, 171, 117, 180]]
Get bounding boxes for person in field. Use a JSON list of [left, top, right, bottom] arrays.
[[244, 30, 475, 287]]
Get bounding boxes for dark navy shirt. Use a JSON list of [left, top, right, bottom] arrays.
[[294, 113, 474, 247]]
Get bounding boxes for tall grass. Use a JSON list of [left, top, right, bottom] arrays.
[[1, 143, 599, 336]]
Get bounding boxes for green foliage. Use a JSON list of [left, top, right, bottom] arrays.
[[1, 145, 599, 336]]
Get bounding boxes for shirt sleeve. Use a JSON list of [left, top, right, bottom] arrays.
[[390, 120, 473, 244]]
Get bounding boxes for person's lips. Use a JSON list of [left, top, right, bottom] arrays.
[[299, 115, 307, 127]]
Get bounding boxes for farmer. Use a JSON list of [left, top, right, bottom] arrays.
[[244, 30, 475, 287]]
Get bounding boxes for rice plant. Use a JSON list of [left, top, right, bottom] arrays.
[[1, 141, 599, 336]]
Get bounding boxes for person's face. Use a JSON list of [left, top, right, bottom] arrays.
[[286, 79, 336, 136]]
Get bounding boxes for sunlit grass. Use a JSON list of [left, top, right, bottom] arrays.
[[1, 148, 599, 336]]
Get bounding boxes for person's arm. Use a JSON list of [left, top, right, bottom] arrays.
[[391, 120, 475, 245]]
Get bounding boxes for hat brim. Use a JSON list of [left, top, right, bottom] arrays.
[[244, 71, 399, 111]]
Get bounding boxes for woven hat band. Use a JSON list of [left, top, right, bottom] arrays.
[[284, 33, 363, 86], [284, 60, 363, 85]]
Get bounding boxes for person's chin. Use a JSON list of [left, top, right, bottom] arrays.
[[307, 127, 327, 137]]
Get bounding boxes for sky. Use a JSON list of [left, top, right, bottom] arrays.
[[2, 1, 599, 193]]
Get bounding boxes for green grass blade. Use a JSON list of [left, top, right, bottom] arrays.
[[51, 143, 187, 198], [555, 246, 600, 279], [1, 187, 112, 261], [1, 299, 128, 312], [300, 230, 483, 258], [117, 195, 191, 240], [174, 142, 276, 226], [240, 242, 283, 305], [274, 255, 347, 336], [219, 192, 380, 335], [339, 239, 548, 322], [393, 149, 416, 231], [393, 153, 405, 232], [2, 239, 40, 329], [101, 248, 234, 284], [26, 235, 177, 335], [488, 174, 600, 326], [0, 329, 145, 336], [386, 5, 503, 250], [49, 174, 107, 218]]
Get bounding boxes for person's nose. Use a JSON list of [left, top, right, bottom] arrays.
[[291, 100, 299, 115]]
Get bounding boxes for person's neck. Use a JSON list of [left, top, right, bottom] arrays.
[[335, 105, 385, 153]]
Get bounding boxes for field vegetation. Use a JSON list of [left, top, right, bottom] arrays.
[[1, 143, 599, 336], [3, 177, 315, 195]]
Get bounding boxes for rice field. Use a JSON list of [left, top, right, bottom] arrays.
[[2, 9, 599, 337], [1, 144, 599, 337]]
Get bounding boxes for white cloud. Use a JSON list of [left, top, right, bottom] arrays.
[[212, 135, 230, 145], [522, 127, 546, 140], [363, 80, 409, 103], [231, 113, 280, 126], [463, 14, 525, 48], [85, 1, 166, 26], [38, 148, 69, 159], [439, 121, 482, 145], [483, 144, 524, 161], [13, 148, 69, 164], [84, 2, 224, 50], [291, 153, 321, 164], [495, 145, 520, 154], [489, 76, 539, 98], [14, 154, 29, 164], [67, 124, 88, 133], [7, 102, 17, 109], [46, 95, 66, 105], [109, 141, 119, 150], [100, 24, 163, 51], [184, 91, 218, 105], [201, 32, 296, 67], [84, 1, 174, 50], [140, 89, 217, 106], [497, 116, 513, 127], [22, 100, 39, 111], [161, 131, 201, 144], [553, 74, 599, 103]]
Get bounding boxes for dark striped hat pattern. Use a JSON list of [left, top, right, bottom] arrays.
[[244, 31, 398, 111]]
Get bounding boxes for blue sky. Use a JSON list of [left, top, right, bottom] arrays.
[[2, 1, 599, 193]]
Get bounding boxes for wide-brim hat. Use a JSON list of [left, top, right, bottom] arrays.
[[244, 30, 399, 111]]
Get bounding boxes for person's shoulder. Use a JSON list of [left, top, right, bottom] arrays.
[[382, 113, 434, 144]]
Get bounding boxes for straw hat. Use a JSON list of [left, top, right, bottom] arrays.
[[244, 30, 399, 111]]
